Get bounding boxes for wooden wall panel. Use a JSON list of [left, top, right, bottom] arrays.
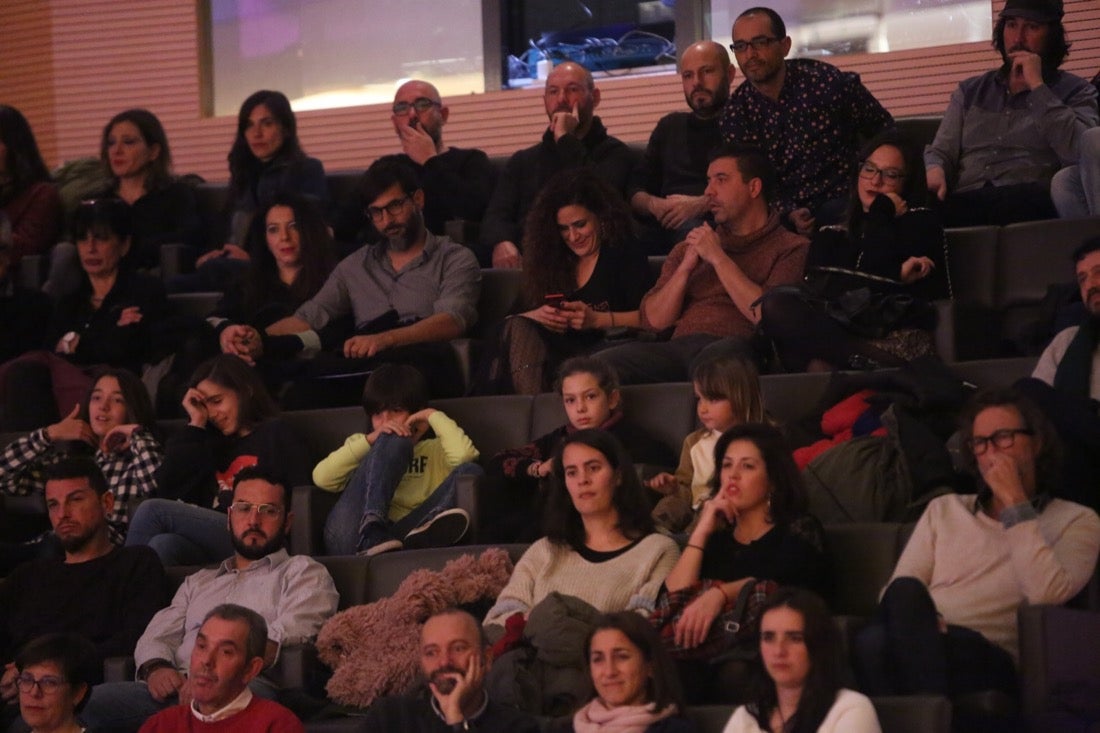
[[2, 0, 1097, 182]]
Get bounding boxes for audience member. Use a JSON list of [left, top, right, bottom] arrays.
[[647, 355, 768, 534], [361, 608, 539, 732], [659, 424, 829, 703], [12, 633, 99, 733], [630, 41, 733, 254], [854, 388, 1100, 703], [720, 7, 894, 234], [259, 156, 480, 399], [549, 611, 697, 733], [925, 0, 1098, 226], [479, 62, 635, 268], [314, 363, 480, 556], [486, 357, 673, 541], [597, 144, 808, 384], [1051, 66, 1100, 216], [0, 105, 61, 265], [85, 466, 338, 733], [477, 169, 653, 395], [95, 109, 203, 271], [137, 605, 304, 733], [389, 80, 496, 237], [0, 457, 167, 719], [760, 130, 948, 372], [180, 90, 329, 292], [484, 429, 679, 632], [0, 229, 51, 366], [128, 355, 310, 566], [1, 367, 161, 570], [722, 588, 881, 733]]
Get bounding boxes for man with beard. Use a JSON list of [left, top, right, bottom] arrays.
[[255, 156, 480, 397], [0, 458, 165, 728], [478, 61, 636, 268], [81, 466, 338, 732], [1024, 236, 1100, 512], [629, 41, 733, 254], [138, 605, 302, 733], [388, 80, 496, 238], [925, 0, 1098, 226], [720, 7, 893, 235], [362, 609, 539, 732]]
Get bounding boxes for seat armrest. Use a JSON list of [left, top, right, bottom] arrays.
[[103, 656, 136, 683], [264, 643, 319, 690], [1018, 604, 1100, 718], [454, 472, 481, 544], [290, 485, 339, 556], [158, 242, 188, 281]]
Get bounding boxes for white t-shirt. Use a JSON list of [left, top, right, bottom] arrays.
[[722, 689, 882, 733]]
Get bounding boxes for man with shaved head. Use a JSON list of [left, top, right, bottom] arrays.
[[478, 61, 636, 268], [389, 79, 497, 237], [630, 41, 734, 253]]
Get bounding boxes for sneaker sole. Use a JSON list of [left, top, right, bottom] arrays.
[[358, 538, 404, 557], [402, 509, 469, 550]]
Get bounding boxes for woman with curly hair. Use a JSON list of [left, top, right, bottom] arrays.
[[483, 168, 652, 394]]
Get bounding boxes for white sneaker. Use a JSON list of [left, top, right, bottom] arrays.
[[357, 538, 403, 557], [402, 508, 470, 550]]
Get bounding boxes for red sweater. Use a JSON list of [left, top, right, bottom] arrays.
[[138, 696, 303, 733], [641, 211, 808, 339]]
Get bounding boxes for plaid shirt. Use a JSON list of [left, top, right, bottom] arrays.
[[0, 427, 163, 544]]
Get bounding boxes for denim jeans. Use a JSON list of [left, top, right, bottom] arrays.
[[322, 432, 483, 554], [124, 498, 233, 566], [1051, 126, 1100, 218]]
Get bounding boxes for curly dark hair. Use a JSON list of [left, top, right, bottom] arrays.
[[544, 429, 655, 551], [227, 90, 305, 200], [993, 15, 1070, 75], [0, 105, 51, 205], [746, 588, 843, 733], [520, 169, 635, 309], [100, 109, 174, 192], [708, 423, 807, 526], [241, 192, 336, 314], [844, 129, 928, 233], [957, 387, 1062, 497]]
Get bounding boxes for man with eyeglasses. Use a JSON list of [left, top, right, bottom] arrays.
[[854, 388, 1099, 707], [720, 6, 893, 237], [81, 465, 338, 732], [925, 0, 1098, 227], [628, 41, 734, 255], [252, 156, 480, 398], [478, 61, 635, 268], [0, 458, 166, 728], [387, 80, 496, 238]]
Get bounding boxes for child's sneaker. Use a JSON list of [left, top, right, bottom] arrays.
[[357, 538, 403, 557], [357, 522, 403, 556], [402, 508, 470, 550]]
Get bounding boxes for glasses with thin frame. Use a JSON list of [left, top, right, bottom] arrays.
[[966, 428, 1034, 455], [859, 161, 906, 183], [729, 36, 780, 54], [366, 196, 410, 221], [228, 501, 284, 519], [392, 98, 440, 115], [16, 674, 67, 694]]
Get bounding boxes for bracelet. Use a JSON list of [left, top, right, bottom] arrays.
[[685, 543, 705, 552], [714, 585, 732, 604]]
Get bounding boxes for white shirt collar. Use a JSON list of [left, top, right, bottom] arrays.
[[190, 686, 253, 723]]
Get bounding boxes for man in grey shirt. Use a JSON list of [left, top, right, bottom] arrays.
[[225, 156, 482, 397], [81, 465, 340, 732]]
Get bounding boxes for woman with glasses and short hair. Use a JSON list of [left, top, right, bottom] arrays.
[[12, 633, 98, 733], [758, 130, 949, 371]]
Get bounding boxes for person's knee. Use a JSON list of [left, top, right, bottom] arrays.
[[880, 576, 929, 607], [1081, 125, 1100, 158]]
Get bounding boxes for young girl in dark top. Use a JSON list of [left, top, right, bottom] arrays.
[[126, 354, 311, 565], [760, 131, 948, 371], [480, 169, 653, 394]]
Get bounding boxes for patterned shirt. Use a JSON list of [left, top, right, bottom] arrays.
[[719, 59, 894, 215], [0, 427, 162, 544]]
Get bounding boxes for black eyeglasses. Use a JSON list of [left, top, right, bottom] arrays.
[[16, 674, 67, 694], [859, 161, 906, 183], [366, 196, 410, 221], [730, 36, 780, 54], [966, 428, 1034, 455], [392, 98, 441, 115]]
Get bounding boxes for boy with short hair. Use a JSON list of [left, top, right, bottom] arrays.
[[314, 364, 480, 555]]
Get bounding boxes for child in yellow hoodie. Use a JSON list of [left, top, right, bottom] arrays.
[[313, 364, 480, 555]]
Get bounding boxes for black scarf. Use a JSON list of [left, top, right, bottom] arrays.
[[1053, 314, 1100, 400]]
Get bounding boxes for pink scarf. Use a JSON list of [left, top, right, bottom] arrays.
[[572, 698, 677, 733]]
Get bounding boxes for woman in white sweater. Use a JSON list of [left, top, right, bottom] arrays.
[[723, 588, 880, 733], [484, 429, 680, 631]]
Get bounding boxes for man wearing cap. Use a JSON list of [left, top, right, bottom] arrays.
[[925, 0, 1098, 226]]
